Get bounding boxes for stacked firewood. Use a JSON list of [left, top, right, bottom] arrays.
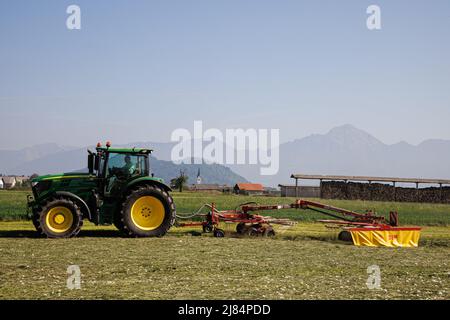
[[321, 181, 450, 203]]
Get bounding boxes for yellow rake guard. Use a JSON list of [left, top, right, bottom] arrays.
[[349, 227, 422, 247]]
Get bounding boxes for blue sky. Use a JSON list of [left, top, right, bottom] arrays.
[[1, 0, 450, 149]]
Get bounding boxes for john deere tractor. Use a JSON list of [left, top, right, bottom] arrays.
[[27, 142, 176, 238]]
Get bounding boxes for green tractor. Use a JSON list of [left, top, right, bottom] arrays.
[[27, 142, 176, 238]]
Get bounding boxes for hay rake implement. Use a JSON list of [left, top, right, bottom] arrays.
[[176, 199, 421, 247]]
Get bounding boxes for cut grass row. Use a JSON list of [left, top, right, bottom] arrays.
[[0, 221, 449, 299], [1, 190, 450, 226]]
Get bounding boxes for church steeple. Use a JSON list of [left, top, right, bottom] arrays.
[[196, 168, 202, 184]]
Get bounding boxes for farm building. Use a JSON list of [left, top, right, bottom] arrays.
[[278, 184, 320, 198], [263, 186, 281, 196], [0, 179, 3, 189], [234, 183, 264, 195], [1, 176, 16, 189], [189, 184, 231, 193]]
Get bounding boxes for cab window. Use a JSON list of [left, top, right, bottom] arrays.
[[106, 154, 147, 177]]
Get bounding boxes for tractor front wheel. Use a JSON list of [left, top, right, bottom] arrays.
[[33, 198, 83, 238], [120, 185, 176, 237]]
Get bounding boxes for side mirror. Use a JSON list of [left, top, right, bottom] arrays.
[[88, 154, 94, 174]]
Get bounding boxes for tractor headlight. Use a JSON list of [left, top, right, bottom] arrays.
[[31, 181, 38, 187]]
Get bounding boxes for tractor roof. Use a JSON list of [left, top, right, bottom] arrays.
[[96, 147, 152, 154]]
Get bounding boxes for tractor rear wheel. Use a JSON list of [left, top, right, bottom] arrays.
[[33, 198, 83, 238], [120, 185, 176, 237]]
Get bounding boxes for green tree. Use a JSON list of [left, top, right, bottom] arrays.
[[170, 170, 189, 192]]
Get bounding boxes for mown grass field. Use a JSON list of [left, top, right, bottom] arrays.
[[2, 190, 450, 225], [0, 190, 449, 299]]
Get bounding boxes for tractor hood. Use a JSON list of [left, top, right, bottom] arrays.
[[32, 172, 95, 183]]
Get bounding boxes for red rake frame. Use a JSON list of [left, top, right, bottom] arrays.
[[176, 199, 399, 237]]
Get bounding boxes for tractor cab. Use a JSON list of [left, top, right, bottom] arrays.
[[88, 142, 154, 197]]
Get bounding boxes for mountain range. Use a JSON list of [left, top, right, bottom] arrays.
[[1, 124, 450, 187], [0, 144, 248, 186], [236, 124, 450, 186]]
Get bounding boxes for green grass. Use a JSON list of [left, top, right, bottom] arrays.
[[173, 192, 450, 226], [0, 221, 449, 299], [2, 190, 450, 226], [0, 189, 449, 299], [0, 190, 30, 220]]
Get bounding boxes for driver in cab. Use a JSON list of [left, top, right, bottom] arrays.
[[107, 155, 136, 193], [122, 155, 136, 176]]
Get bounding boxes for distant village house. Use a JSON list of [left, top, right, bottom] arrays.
[[187, 168, 230, 192], [234, 183, 265, 195], [190, 184, 231, 193], [0, 176, 30, 189], [1, 176, 16, 189], [15, 176, 29, 185]]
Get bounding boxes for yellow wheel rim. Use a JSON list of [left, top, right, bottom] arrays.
[[45, 206, 74, 233], [130, 196, 165, 231]]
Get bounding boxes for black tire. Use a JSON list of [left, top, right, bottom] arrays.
[[202, 223, 213, 233], [31, 209, 40, 229], [338, 230, 353, 242], [247, 227, 259, 237], [113, 212, 125, 232], [213, 229, 225, 237], [264, 226, 276, 237], [236, 222, 247, 234], [33, 198, 83, 238], [121, 185, 176, 237]]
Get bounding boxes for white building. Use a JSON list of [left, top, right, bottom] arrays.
[[15, 176, 29, 186], [1, 177, 16, 189], [0, 178, 4, 189], [196, 168, 202, 185]]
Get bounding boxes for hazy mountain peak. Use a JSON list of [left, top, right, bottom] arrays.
[[327, 123, 358, 133], [327, 124, 370, 138], [325, 124, 384, 148]]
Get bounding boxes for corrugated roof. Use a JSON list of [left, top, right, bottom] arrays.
[[290, 174, 450, 185]]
